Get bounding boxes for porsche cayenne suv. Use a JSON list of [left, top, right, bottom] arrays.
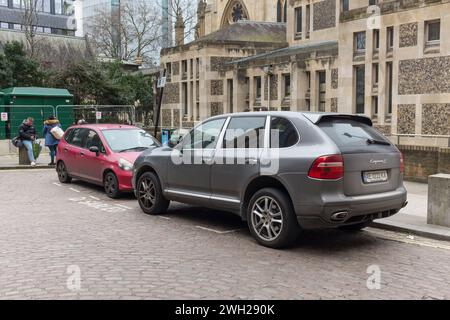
[[132, 112, 408, 248]]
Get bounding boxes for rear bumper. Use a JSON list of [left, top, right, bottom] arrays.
[[295, 187, 408, 229]]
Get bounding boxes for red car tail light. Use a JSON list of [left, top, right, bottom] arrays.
[[308, 155, 344, 180], [400, 153, 405, 174]]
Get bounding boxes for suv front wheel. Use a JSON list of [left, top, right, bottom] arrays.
[[247, 188, 301, 249], [137, 172, 170, 215]]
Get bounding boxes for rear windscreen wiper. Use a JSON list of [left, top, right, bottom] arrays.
[[367, 139, 391, 146], [343, 133, 391, 146]]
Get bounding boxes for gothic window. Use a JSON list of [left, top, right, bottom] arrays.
[[277, 0, 287, 23], [222, 0, 249, 26]]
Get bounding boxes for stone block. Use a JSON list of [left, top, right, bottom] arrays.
[[428, 174, 450, 228]]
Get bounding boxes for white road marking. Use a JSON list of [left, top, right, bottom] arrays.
[[69, 197, 127, 213], [69, 188, 81, 193], [115, 204, 133, 210], [158, 216, 171, 220], [196, 226, 244, 235], [53, 182, 62, 187], [89, 196, 100, 200]]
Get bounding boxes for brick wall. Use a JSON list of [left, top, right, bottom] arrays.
[[398, 145, 450, 182]]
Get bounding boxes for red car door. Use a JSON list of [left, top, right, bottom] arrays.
[[63, 128, 89, 177], [77, 129, 107, 184]]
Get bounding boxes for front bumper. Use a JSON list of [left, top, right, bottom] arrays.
[[295, 187, 408, 229], [117, 170, 134, 192]]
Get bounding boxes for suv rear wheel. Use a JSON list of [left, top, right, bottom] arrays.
[[247, 188, 301, 249], [137, 172, 170, 215]]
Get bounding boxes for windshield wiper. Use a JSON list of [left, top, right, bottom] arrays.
[[343, 133, 391, 146], [118, 147, 148, 153]]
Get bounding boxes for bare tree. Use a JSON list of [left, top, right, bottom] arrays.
[[21, 0, 40, 58], [162, 0, 198, 45], [87, 0, 162, 65]]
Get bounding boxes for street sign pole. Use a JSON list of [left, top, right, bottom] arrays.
[[154, 69, 167, 139]]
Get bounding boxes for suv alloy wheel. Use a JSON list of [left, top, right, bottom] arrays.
[[248, 188, 301, 249], [137, 172, 170, 215]]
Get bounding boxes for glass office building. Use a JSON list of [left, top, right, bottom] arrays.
[[0, 0, 76, 36]]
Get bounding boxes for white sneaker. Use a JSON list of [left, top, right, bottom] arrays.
[[31, 162, 36, 167]]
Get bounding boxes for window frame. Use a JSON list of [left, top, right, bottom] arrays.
[[425, 19, 441, 45], [180, 118, 228, 151], [221, 116, 268, 150], [269, 116, 300, 149]]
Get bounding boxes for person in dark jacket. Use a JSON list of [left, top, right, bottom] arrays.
[[19, 117, 37, 166], [43, 115, 62, 166]]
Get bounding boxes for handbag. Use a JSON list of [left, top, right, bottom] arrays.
[[50, 126, 65, 140], [11, 136, 23, 148]]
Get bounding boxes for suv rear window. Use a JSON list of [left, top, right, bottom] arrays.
[[318, 119, 395, 153]]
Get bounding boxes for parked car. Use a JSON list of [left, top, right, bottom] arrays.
[[56, 124, 160, 198], [132, 112, 408, 248]]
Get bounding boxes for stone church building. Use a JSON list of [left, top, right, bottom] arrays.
[[160, 0, 450, 180]]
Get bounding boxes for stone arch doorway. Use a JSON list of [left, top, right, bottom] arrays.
[[221, 0, 250, 27]]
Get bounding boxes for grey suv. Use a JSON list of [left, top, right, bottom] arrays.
[[133, 112, 407, 248]]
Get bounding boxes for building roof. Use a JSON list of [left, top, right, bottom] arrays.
[[196, 21, 287, 45], [230, 40, 339, 65], [1, 87, 73, 97], [161, 21, 287, 55]]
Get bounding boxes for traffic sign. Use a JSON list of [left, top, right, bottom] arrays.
[[157, 77, 167, 89], [1, 112, 7, 122], [95, 111, 102, 120]]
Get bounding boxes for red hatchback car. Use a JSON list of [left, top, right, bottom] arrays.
[[56, 124, 160, 198]]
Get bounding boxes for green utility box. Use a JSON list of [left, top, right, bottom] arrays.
[[0, 87, 74, 140]]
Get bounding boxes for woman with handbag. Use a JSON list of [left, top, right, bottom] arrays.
[[43, 115, 63, 166]]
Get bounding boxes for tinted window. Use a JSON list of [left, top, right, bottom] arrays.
[[64, 129, 75, 143], [223, 117, 266, 149], [70, 128, 89, 148], [318, 119, 395, 153], [182, 119, 226, 150], [270, 117, 299, 148], [86, 130, 105, 153]]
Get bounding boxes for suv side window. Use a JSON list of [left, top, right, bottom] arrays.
[[86, 130, 106, 153], [223, 117, 266, 149], [182, 118, 226, 150], [71, 128, 89, 148], [270, 117, 299, 148]]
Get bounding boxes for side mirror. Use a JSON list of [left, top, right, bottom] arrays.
[[89, 146, 100, 156]]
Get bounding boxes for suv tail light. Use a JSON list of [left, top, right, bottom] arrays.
[[400, 153, 404, 174], [308, 155, 344, 180]]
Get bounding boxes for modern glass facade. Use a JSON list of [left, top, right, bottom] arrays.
[[0, 0, 76, 36]]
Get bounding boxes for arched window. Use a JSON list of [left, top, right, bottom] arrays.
[[277, 0, 287, 23], [221, 0, 250, 27]]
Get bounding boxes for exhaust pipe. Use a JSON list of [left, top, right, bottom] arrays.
[[331, 211, 349, 222]]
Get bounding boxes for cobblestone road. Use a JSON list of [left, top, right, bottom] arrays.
[[1, 170, 449, 300]]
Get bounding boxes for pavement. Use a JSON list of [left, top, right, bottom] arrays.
[[0, 153, 53, 169], [373, 182, 450, 241], [0, 170, 449, 299]]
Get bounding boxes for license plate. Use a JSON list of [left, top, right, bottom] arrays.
[[363, 170, 388, 183]]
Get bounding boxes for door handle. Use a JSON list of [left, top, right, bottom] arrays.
[[80, 152, 85, 157], [246, 158, 258, 165]]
